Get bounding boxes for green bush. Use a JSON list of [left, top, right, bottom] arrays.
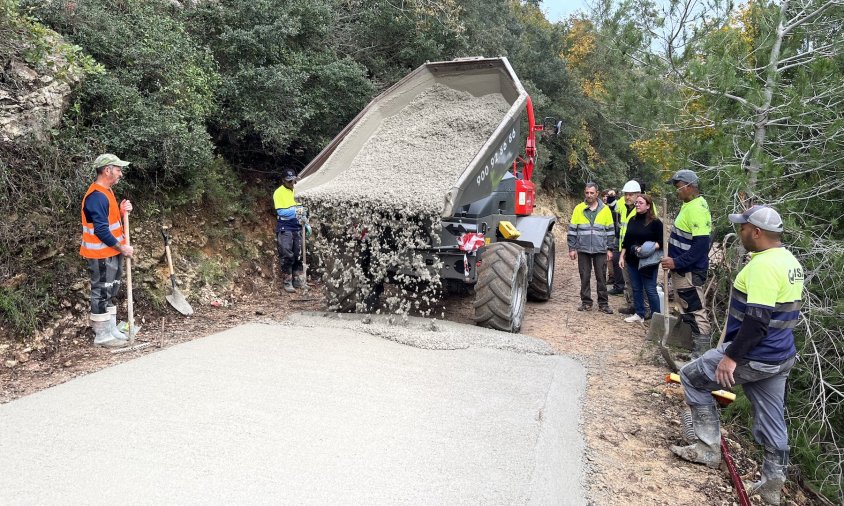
[[182, 0, 375, 165], [26, 0, 219, 195]]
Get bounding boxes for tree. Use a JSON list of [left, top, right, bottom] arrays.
[[643, 0, 844, 499]]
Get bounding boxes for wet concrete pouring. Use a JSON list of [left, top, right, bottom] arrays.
[[298, 84, 511, 315]]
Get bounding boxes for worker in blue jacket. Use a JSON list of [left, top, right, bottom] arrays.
[[661, 169, 712, 358], [671, 205, 803, 505], [273, 168, 306, 293]]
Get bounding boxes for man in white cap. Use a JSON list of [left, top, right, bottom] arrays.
[[661, 169, 712, 357], [670, 205, 803, 505], [79, 154, 134, 348]]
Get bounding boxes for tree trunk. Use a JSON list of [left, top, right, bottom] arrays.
[[746, 0, 789, 201]]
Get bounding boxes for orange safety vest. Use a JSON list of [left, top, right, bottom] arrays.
[[79, 182, 125, 259]]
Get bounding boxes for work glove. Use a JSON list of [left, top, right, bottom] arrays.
[[305, 224, 312, 237]]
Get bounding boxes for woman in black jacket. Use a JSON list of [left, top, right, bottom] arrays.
[[619, 194, 663, 323]]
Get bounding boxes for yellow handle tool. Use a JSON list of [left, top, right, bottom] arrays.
[[666, 373, 737, 405]]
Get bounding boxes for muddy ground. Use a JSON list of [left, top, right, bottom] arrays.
[[0, 238, 822, 506]]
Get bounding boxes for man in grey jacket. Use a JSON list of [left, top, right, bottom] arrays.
[[567, 182, 615, 313]]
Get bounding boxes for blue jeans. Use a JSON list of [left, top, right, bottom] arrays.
[[626, 264, 660, 318]]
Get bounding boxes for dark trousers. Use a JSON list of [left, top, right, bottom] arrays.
[[577, 252, 608, 308], [610, 247, 624, 290], [87, 255, 122, 314], [277, 229, 302, 275]]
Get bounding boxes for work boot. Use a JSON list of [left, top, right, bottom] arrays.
[[618, 305, 635, 315], [690, 333, 711, 359], [91, 314, 128, 348], [608, 287, 624, 296], [670, 404, 721, 468], [292, 271, 307, 289], [747, 448, 788, 505], [282, 274, 296, 293], [106, 306, 129, 340]]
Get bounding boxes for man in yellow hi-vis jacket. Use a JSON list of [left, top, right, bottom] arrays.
[[671, 205, 803, 505], [567, 182, 615, 313]]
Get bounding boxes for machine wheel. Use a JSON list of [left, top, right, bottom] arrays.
[[473, 242, 528, 333], [527, 229, 555, 301]]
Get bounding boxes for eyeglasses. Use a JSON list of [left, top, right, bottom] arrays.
[[635, 201, 648, 206]]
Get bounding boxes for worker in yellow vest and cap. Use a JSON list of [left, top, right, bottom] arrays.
[[273, 168, 307, 293], [671, 205, 802, 505]]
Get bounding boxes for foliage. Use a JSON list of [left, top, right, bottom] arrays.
[[24, 0, 220, 195], [641, 0, 844, 500], [1, 0, 102, 83], [183, 0, 375, 166]]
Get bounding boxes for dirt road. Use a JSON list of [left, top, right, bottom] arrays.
[[0, 236, 816, 505]]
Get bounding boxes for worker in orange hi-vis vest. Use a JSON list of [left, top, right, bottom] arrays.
[[80, 154, 135, 348]]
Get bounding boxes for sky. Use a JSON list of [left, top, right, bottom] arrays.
[[541, 0, 591, 22]]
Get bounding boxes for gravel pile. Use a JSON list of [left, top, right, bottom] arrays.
[[299, 84, 510, 315]]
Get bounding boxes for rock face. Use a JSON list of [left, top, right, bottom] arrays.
[[1, 35, 82, 143]]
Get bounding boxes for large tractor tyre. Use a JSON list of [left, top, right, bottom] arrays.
[[473, 242, 528, 333], [527, 230, 555, 301]]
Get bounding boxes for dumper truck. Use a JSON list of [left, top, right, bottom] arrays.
[[297, 57, 559, 333]]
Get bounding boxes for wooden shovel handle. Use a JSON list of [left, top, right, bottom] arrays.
[[123, 211, 134, 343]]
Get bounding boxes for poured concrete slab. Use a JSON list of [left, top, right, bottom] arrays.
[[0, 314, 586, 505]]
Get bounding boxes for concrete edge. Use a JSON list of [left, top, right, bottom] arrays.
[[278, 312, 556, 355]]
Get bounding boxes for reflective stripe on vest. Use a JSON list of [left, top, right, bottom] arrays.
[[724, 247, 804, 362], [568, 201, 614, 253], [79, 183, 125, 259]]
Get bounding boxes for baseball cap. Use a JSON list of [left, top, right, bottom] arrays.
[[728, 205, 783, 233], [282, 168, 297, 182], [668, 169, 699, 186], [93, 153, 130, 169]]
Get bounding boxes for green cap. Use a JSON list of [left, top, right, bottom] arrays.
[[93, 153, 130, 169]]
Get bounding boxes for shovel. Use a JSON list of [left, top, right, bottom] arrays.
[[654, 197, 680, 372], [290, 225, 317, 302], [124, 210, 137, 343], [160, 225, 194, 315]]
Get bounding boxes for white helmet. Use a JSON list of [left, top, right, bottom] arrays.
[[621, 180, 641, 193]]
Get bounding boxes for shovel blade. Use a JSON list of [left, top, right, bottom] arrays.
[[166, 288, 194, 316]]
